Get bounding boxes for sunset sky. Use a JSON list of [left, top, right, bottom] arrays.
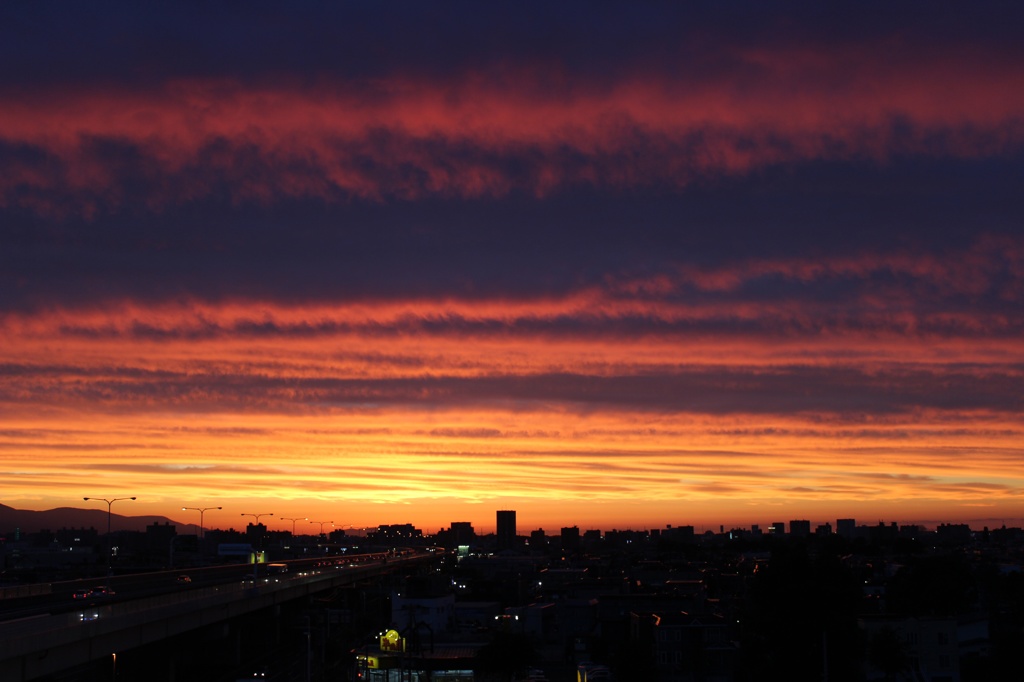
[[2, 2, 1023, 534]]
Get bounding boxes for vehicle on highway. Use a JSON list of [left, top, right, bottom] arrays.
[[175, 574, 192, 584], [90, 586, 115, 598], [71, 589, 91, 600]]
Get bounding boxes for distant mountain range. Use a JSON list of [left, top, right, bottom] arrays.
[[0, 503, 185, 534]]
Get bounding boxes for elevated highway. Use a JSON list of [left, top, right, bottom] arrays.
[[0, 552, 433, 681]]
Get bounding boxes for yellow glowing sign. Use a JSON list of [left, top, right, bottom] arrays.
[[380, 629, 405, 652]]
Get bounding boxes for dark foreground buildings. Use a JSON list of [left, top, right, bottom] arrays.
[[2, 515, 1023, 681]]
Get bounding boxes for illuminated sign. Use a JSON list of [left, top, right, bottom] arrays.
[[380, 629, 406, 652], [356, 654, 380, 670]]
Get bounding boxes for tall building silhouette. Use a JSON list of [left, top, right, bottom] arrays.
[[450, 521, 475, 546], [560, 526, 580, 554], [496, 510, 516, 550], [789, 519, 811, 538]]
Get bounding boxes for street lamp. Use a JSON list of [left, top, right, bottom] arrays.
[[83, 496, 136, 575], [310, 520, 334, 537], [282, 516, 307, 535], [241, 512, 274, 527], [241, 512, 274, 541], [241, 512, 273, 574], [182, 506, 221, 539]]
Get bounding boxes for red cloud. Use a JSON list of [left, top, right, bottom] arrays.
[[1, 44, 1023, 213]]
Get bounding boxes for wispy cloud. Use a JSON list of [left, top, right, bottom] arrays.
[[2, 37, 1023, 214]]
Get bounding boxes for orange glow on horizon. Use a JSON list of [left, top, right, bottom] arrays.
[[3, 290, 1023, 531]]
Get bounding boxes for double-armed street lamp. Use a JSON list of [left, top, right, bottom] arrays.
[[241, 512, 274, 527], [282, 516, 307, 536], [238, 509, 272, 540], [83, 496, 136, 575], [241, 512, 273, 573], [241, 512, 274, 543], [182, 505, 221, 539], [310, 520, 334, 538]]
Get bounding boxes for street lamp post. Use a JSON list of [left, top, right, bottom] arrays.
[[83, 496, 136, 575], [241, 512, 273, 570], [182, 506, 222, 539], [310, 520, 334, 538], [241, 512, 274, 528], [282, 516, 308, 536]]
